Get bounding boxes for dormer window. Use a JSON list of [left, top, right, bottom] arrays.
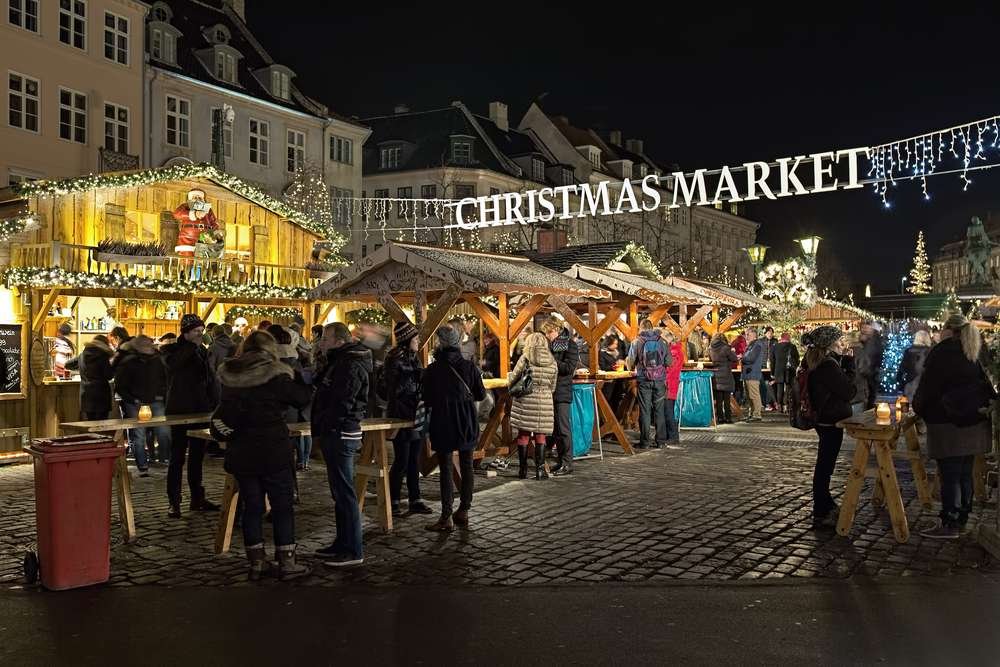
[[589, 148, 601, 170], [150, 2, 172, 22], [150, 28, 177, 63], [451, 135, 473, 165], [205, 23, 231, 44], [380, 145, 401, 169], [271, 70, 289, 99], [531, 158, 545, 182], [562, 168, 574, 185], [637, 164, 648, 178], [215, 50, 236, 83]]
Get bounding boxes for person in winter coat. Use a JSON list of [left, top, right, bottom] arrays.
[[68, 335, 115, 420], [385, 321, 432, 516], [709, 333, 738, 425], [663, 331, 683, 444], [897, 329, 931, 401], [859, 322, 884, 410], [914, 314, 996, 539], [627, 318, 671, 448], [759, 326, 776, 410], [599, 335, 624, 409], [113, 335, 170, 474], [731, 333, 748, 404], [741, 328, 766, 422], [162, 314, 220, 518], [802, 325, 856, 529], [449, 317, 478, 363], [212, 330, 313, 581], [481, 331, 501, 378], [770, 332, 800, 413], [310, 322, 371, 567], [422, 324, 486, 531], [51, 323, 75, 378], [542, 318, 579, 474], [509, 332, 559, 480], [845, 331, 869, 414], [207, 323, 237, 377]]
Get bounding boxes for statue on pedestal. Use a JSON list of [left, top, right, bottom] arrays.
[[964, 216, 993, 286]]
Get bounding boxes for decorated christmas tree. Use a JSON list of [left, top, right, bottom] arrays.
[[906, 230, 932, 294], [936, 288, 961, 321], [283, 161, 336, 242], [879, 320, 912, 393]]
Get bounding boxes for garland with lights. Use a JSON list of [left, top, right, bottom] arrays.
[[936, 288, 962, 321], [611, 241, 663, 279], [225, 305, 301, 323], [345, 307, 391, 328], [0, 213, 39, 243]]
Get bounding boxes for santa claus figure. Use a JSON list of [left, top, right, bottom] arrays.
[[172, 189, 220, 257]]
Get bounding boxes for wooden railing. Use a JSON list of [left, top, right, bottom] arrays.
[[10, 242, 322, 290]]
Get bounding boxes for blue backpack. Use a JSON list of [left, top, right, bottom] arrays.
[[637, 338, 669, 382]]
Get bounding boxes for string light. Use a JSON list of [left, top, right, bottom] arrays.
[[879, 320, 911, 394], [224, 305, 301, 322], [0, 212, 39, 243]]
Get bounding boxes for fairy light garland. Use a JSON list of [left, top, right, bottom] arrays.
[[225, 305, 301, 323], [0, 212, 38, 243]]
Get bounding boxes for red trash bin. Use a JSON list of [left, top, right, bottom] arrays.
[[24, 434, 123, 590]]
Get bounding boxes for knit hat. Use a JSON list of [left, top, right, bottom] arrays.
[[180, 313, 204, 334], [944, 314, 969, 330], [394, 320, 419, 345], [801, 325, 842, 349], [436, 325, 461, 348]]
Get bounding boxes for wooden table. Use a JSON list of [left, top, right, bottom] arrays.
[[61, 412, 213, 543], [188, 418, 414, 554], [472, 377, 512, 464], [836, 410, 933, 543], [593, 371, 636, 455]]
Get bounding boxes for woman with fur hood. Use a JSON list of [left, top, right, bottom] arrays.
[[212, 330, 313, 581]]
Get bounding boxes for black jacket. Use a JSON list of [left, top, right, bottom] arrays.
[[550, 328, 580, 404], [806, 354, 857, 425], [207, 333, 237, 377], [770, 341, 800, 384], [75, 340, 114, 414], [385, 345, 422, 420], [112, 340, 167, 404], [311, 341, 372, 436], [212, 351, 312, 474], [914, 337, 994, 425], [598, 349, 618, 372], [162, 335, 218, 414], [423, 346, 486, 452], [709, 339, 738, 392], [482, 341, 501, 378]]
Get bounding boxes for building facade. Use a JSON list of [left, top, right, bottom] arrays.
[[1, 0, 148, 184], [932, 213, 1000, 294]]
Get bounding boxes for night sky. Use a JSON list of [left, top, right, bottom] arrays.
[[250, 2, 1000, 291]]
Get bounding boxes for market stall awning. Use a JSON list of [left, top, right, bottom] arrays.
[[310, 241, 610, 300], [803, 298, 875, 324], [564, 264, 704, 304], [662, 276, 768, 308]]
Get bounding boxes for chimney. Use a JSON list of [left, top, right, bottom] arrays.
[[625, 138, 644, 154], [224, 0, 246, 20], [536, 228, 568, 254], [489, 101, 508, 132], [393, 104, 410, 114], [608, 130, 622, 146]]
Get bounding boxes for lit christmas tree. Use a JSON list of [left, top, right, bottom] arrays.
[[906, 230, 932, 294], [283, 161, 335, 240], [937, 288, 962, 320], [879, 320, 912, 393]]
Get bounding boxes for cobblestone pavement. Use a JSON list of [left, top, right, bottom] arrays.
[[1, 415, 995, 588]]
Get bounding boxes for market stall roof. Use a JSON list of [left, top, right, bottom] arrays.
[[520, 241, 660, 278], [310, 241, 610, 300], [563, 264, 704, 304], [804, 298, 876, 324], [662, 276, 768, 308]]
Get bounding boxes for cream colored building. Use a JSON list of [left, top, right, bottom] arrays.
[[1, 0, 148, 184]]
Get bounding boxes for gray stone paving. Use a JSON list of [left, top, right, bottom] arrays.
[[1, 416, 995, 588]]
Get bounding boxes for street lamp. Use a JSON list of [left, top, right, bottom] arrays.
[[900, 276, 908, 294], [743, 244, 769, 285], [795, 235, 822, 260]]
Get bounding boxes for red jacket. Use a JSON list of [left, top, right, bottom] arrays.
[[667, 342, 683, 400], [732, 335, 747, 357]]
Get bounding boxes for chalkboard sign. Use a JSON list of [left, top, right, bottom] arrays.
[[0, 323, 24, 397]]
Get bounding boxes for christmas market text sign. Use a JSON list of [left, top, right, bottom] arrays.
[[451, 147, 868, 228]]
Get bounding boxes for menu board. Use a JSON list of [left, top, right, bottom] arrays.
[[0, 323, 23, 396]]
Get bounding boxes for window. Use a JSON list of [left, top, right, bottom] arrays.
[[396, 186, 412, 217], [454, 184, 475, 199], [271, 70, 289, 99], [104, 12, 129, 65], [164, 94, 189, 147], [489, 187, 500, 197], [562, 168, 574, 185], [637, 164, 648, 178], [589, 148, 601, 170], [58, 88, 87, 143], [329, 135, 352, 164], [59, 0, 86, 49], [421, 184, 437, 199], [151, 3, 170, 21], [373, 188, 389, 199], [215, 51, 235, 83], [330, 187, 353, 224], [7, 169, 40, 186], [103, 103, 128, 153], [8, 72, 39, 132], [621, 163, 632, 180], [249, 118, 269, 166], [379, 146, 400, 169], [531, 158, 545, 182], [452, 139, 472, 164], [151, 28, 176, 64], [211, 107, 232, 158], [9, 0, 38, 32], [286, 129, 305, 172]]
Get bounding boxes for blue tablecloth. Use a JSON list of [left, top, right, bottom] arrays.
[[676, 370, 714, 427], [571, 383, 597, 457]]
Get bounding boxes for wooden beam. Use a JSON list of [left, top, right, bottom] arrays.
[[497, 293, 510, 378], [627, 301, 639, 339], [418, 284, 463, 348], [680, 304, 714, 339], [32, 287, 61, 334], [547, 296, 590, 338], [645, 303, 671, 329], [717, 307, 747, 334], [199, 296, 219, 321], [316, 302, 335, 326], [591, 295, 636, 342], [588, 300, 600, 373], [376, 291, 412, 325], [660, 312, 683, 338], [462, 295, 500, 337], [510, 294, 547, 339]]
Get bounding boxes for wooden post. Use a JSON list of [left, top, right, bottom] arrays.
[[497, 293, 510, 378], [588, 300, 599, 373], [836, 440, 871, 537], [32, 287, 62, 334], [215, 474, 240, 554], [417, 284, 462, 349]]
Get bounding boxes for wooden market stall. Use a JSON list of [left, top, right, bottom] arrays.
[[0, 163, 338, 453]]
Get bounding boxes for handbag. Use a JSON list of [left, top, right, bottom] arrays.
[[509, 364, 534, 398]]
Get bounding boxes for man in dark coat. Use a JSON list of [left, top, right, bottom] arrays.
[[312, 322, 372, 567], [69, 335, 115, 420], [627, 319, 671, 449], [113, 335, 170, 474], [770, 332, 800, 413], [741, 328, 766, 422], [859, 322, 884, 410], [542, 318, 579, 475], [162, 314, 220, 518]]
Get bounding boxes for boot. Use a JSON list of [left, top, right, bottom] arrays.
[[517, 445, 528, 479], [453, 509, 469, 528], [190, 487, 220, 512], [534, 444, 550, 480], [245, 543, 268, 582], [276, 544, 311, 581]]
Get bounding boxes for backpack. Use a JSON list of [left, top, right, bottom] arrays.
[[637, 338, 668, 382], [788, 366, 817, 430]]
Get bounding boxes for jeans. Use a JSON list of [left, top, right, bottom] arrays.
[[774, 382, 786, 411], [438, 449, 474, 516], [121, 399, 171, 469], [813, 425, 844, 517], [714, 390, 733, 424], [663, 397, 679, 442], [937, 455, 975, 526], [296, 436, 313, 467], [389, 430, 422, 506], [637, 380, 667, 446], [554, 401, 573, 464], [745, 380, 763, 419], [236, 468, 296, 547], [759, 379, 771, 407], [167, 423, 208, 507], [320, 433, 363, 559]]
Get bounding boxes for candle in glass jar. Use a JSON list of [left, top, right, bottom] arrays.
[[875, 402, 891, 424], [138, 405, 152, 422]]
